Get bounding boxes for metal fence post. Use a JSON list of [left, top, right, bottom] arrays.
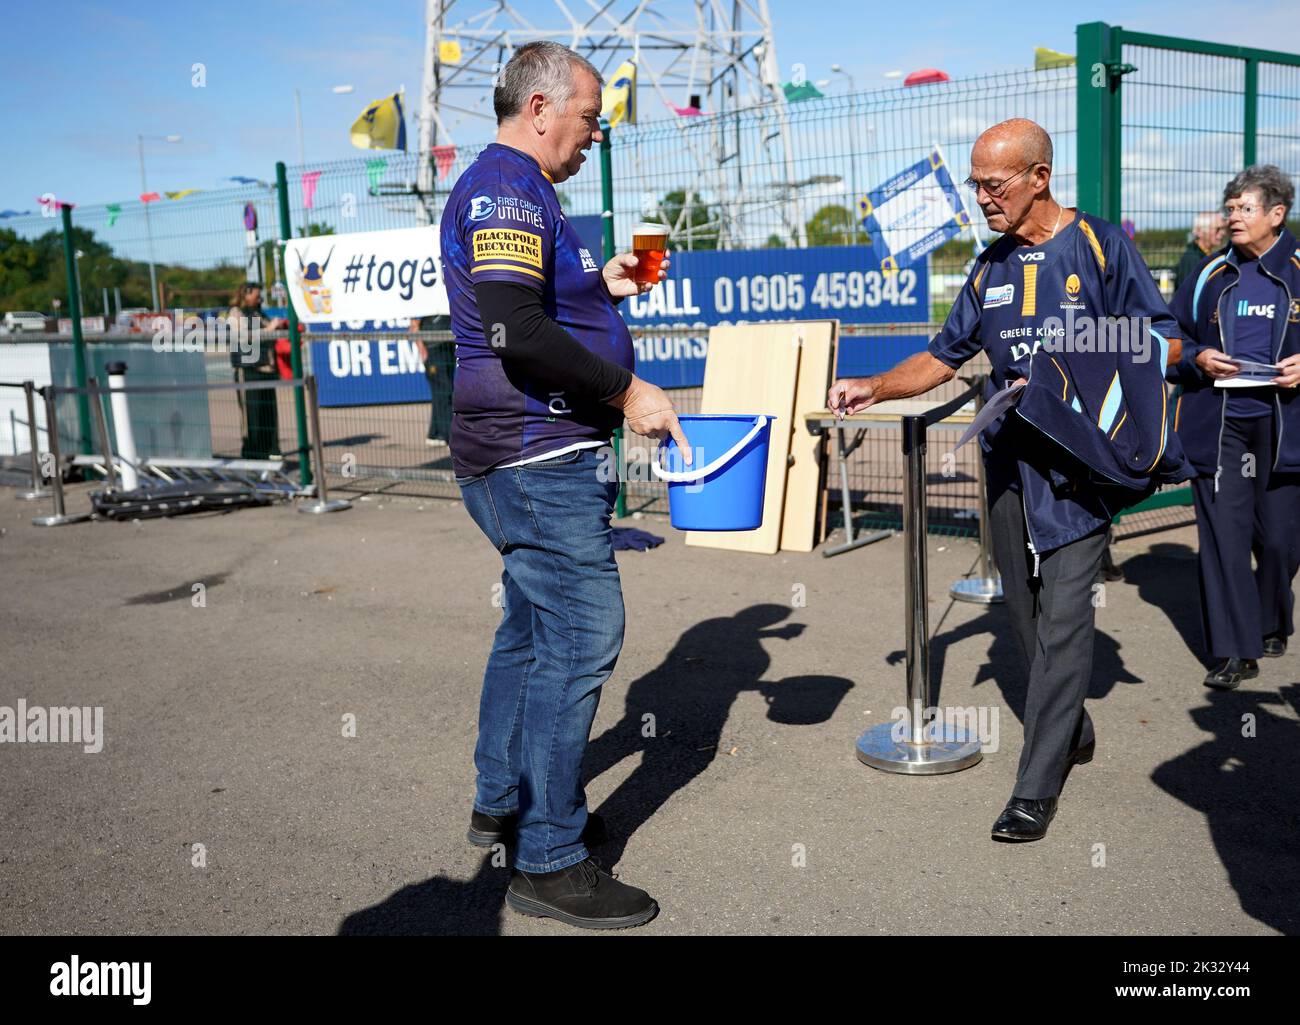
[[1243, 57, 1258, 166], [18, 381, 50, 501], [87, 377, 119, 492], [298, 374, 351, 514], [59, 203, 93, 454], [32, 386, 91, 527], [1076, 21, 1124, 224], [599, 118, 628, 519], [276, 160, 313, 489]]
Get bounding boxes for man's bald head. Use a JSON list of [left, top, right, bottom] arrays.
[[967, 118, 1061, 240], [971, 118, 1053, 170]]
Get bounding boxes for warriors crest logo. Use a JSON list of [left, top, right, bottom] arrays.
[[1064, 273, 1081, 300], [296, 245, 335, 316]]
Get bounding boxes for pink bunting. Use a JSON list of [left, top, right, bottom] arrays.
[[668, 103, 703, 117], [139, 193, 161, 203], [37, 195, 76, 210], [301, 171, 322, 210], [432, 145, 457, 181]]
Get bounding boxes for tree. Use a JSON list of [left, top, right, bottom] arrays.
[[804, 204, 869, 247], [646, 189, 720, 250]]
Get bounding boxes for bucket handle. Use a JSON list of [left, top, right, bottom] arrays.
[[650, 415, 769, 483]]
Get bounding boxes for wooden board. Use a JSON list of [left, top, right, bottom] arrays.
[[779, 321, 837, 552], [684, 322, 802, 554]]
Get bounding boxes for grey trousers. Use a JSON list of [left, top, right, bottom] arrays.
[[988, 486, 1107, 799]]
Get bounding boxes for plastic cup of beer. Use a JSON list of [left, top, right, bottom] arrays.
[[632, 223, 670, 285]]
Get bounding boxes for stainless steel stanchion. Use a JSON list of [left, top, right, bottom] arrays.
[[32, 386, 91, 527], [298, 374, 351, 515], [951, 387, 1003, 604], [87, 377, 120, 492], [17, 380, 50, 501], [856, 414, 983, 774]]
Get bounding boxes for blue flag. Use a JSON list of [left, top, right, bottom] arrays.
[[857, 147, 972, 273]]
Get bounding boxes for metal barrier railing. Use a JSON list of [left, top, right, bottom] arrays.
[[26, 372, 348, 526], [0, 381, 51, 501]]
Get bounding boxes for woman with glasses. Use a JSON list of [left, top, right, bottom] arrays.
[[1168, 165, 1300, 689]]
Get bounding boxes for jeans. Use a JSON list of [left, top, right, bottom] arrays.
[[455, 447, 624, 873]]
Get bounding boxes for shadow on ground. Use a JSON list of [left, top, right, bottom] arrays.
[[338, 603, 852, 934], [1152, 682, 1300, 935]]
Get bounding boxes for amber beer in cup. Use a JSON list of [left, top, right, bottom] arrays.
[[632, 223, 670, 285]]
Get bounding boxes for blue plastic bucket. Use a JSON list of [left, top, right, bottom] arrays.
[[652, 414, 775, 531]]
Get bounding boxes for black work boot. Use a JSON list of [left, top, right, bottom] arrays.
[[506, 858, 658, 930], [1203, 658, 1259, 690]]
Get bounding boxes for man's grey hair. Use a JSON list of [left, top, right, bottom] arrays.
[[1223, 164, 1295, 217], [494, 41, 603, 123], [1192, 210, 1220, 232]]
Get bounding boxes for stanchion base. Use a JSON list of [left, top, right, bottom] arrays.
[[32, 513, 93, 527], [17, 489, 51, 501], [856, 721, 984, 775], [950, 576, 1004, 604], [298, 499, 352, 515], [822, 529, 893, 558]]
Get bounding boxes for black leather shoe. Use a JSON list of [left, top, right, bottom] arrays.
[[506, 857, 658, 930], [468, 810, 607, 848], [991, 797, 1058, 842], [1203, 658, 1259, 690], [1263, 636, 1287, 658]]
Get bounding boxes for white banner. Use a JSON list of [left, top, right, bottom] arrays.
[[285, 225, 449, 324]]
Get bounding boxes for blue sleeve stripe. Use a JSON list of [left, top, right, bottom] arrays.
[[1192, 256, 1227, 320], [1097, 370, 1123, 434], [1145, 328, 1170, 471]]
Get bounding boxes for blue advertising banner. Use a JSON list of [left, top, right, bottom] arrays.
[[619, 245, 929, 389], [306, 318, 429, 407], [619, 245, 927, 328]]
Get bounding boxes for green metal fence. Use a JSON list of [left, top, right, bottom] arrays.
[[7, 24, 1300, 538]]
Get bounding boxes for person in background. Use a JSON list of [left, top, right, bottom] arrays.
[[409, 315, 455, 447], [1175, 211, 1227, 290], [1167, 165, 1300, 689], [227, 282, 286, 460]]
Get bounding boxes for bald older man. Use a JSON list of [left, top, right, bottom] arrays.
[[830, 119, 1188, 841]]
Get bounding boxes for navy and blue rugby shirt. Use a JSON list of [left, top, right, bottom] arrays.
[[1225, 255, 1281, 419], [928, 213, 1183, 551], [440, 142, 635, 477]]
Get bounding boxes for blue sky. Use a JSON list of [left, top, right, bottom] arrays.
[[3, 0, 1297, 212]]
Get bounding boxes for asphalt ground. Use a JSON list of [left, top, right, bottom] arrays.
[[1, 481, 1297, 936]]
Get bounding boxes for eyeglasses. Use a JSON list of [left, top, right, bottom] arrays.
[[1222, 202, 1269, 220], [963, 164, 1039, 198]]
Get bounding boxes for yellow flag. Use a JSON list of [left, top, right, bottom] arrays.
[[164, 190, 198, 200], [439, 39, 462, 64], [1034, 47, 1076, 70], [350, 92, 408, 151], [601, 60, 636, 127]]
